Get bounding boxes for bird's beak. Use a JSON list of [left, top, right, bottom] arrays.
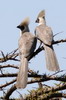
[[35, 18, 39, 23], [17, 25, 21, 28]]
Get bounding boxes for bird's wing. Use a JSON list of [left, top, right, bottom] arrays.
[[18, 32, 37, 58], [35, 25, 53, 45]]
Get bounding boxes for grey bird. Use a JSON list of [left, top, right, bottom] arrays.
[[16, 18, 37, 89], [35, 10, 60, 71]]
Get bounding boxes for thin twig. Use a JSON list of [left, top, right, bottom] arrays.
[[53, 31, 63, 37], [0, 79, 16, 89]]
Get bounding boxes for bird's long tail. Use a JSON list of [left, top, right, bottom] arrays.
[[44, 45, 60, 71], [16, 56, 28, 89]]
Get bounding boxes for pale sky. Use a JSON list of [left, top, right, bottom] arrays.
[[0, 0, 66, 99]]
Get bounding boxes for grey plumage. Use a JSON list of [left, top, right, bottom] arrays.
[[35, 10, 60, 71], [16, 18, 37, 89]]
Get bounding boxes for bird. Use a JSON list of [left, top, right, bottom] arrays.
[[35, 10, 60, 71], [16, 17, 37, 89]]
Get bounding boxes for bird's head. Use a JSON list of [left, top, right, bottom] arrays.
[[17, 17, 30, 33], [35, 10, 46, 25]]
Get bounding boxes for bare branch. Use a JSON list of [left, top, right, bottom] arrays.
[[53, 31, 63, 37], [0, 39, 66, 63], [0, 38, 66, 99], [0, 79, 16, 89], [0, 64, 18, 69], [53, 39, 66, 45], [0, 73, 17, 77], [4, 84, 16, 100], [0, 72, 66, 83]]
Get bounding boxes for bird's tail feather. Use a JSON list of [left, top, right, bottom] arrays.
[[44, 45, 60, 71], [16, 56, 28, 89]]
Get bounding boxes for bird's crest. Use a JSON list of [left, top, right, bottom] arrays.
[[20, 17, 30, 26], [37, 10, 45, 18]]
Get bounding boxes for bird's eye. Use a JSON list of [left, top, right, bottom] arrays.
[[43, 16, 45, 20]]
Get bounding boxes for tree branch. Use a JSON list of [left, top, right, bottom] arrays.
[[0, 38, 66, 99], [0, 64, 18, 69], [25, 83, 66, 100], [0, 79, 16, 89], [0, 73, 66, 83], [39, 92, 65, 100], [4, 84, 16, 100], [0, 38, 66, 63]]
